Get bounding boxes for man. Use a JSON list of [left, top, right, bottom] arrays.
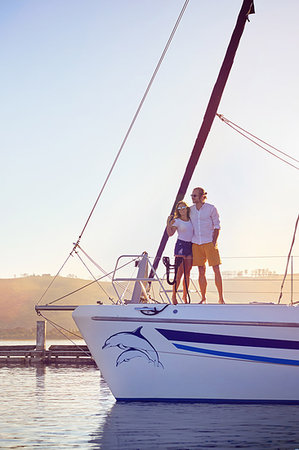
[[190, 187, 225, 304]]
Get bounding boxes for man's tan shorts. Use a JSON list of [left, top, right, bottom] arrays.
[[192, 242, 221, 267]]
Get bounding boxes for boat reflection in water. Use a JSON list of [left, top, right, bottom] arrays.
[[90, 401, 299, 448]]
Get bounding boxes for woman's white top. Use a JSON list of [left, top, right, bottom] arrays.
[[173, 218, 193, 242]]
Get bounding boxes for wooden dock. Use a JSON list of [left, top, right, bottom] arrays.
[[0, 321, 96, 366], [0, 344, 96, 365]]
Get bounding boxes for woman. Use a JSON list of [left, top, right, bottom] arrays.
[[166, 201, 193, 304]]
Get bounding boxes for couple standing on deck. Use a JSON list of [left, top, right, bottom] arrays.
[[166, 187, 225, 305]]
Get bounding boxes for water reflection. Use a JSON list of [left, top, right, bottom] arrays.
[[91, 401, 299, 449], [2, 363, 299, 449], [35, 364, 46, 389], [0, 365, 108, 449]]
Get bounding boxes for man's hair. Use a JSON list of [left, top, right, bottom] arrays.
[[194, 187, 207, 196]]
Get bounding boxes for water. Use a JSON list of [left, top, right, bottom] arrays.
[[1, 364, 299, 448]]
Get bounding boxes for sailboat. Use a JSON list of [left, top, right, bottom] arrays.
[[41, 0, 299, 402]]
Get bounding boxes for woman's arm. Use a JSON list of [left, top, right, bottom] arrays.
[[166, 215, 177, 237]]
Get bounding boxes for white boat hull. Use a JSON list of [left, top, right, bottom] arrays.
[[73, 304, 299, 402]]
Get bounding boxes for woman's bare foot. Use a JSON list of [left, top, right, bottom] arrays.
[[218, 298, 225, 304], [172, 295, 178, 305], [199, 298, 206, 304]]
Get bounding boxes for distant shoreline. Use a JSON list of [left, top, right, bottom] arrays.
[[1, 274, 298, 339]]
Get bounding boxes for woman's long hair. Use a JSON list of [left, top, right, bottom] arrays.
[[174, 201, 190, 219]]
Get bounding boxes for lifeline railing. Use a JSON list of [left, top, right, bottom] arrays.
[[111, 252, 172, 305]]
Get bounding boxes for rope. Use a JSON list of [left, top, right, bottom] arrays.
[[76, 244, 113, 279], [71, 0, 190, 252], [221, 255, 299, 258], [37, 311, 82, 340], [217, 114, 299, 170], [74, 250, 116, 304], [76, 245, 132, 298], [37, 311, 91, 357], [36, 253, 73, 305], [162, 256, 179, 286], [47, 256, 138, 305], [162, 256, 191, 303], [139, 304, 169, 315], [76, 244, 132, 295], [278, 214, 299, 304], [36, 1, 190, 307]]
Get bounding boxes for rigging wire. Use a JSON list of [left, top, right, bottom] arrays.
[[36, 1, 189, 307], [76, 244, 132, 295], [72, 0, 190, 251], [37, 311, 82, 340], [36, 253, 73, 305], [47, 256, 139, 305], [221, 255, 299, 258], [278, 214, 299, 304], [37, 311, 91, 356], [76, 244, 114, 279], [74, 250, 116, 304], [217, 114, 299, 170]]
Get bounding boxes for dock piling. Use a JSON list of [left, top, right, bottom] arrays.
[[36, 321, 46, 351], [0, 321, 95, 366]]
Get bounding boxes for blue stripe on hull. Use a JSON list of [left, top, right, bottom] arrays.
[[156, 328, 299, 350], [116, 398, 299, 404], [174, 343, 299, 366]]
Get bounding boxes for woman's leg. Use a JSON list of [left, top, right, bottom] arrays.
[[182, 256, 192, 303], [172, 259, 184, 304]]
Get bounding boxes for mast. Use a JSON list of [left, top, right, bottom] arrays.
[[151, 0, 254, 274]]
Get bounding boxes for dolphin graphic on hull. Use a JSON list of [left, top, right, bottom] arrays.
[[102, 326, 163, 368], [116, 349, 155, 366]]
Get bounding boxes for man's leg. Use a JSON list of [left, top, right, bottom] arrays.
[[198, 265, 207, 303], [212, 265, 225, 304]]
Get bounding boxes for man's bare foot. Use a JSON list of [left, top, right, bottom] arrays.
[[199, 298, 206, 304], [172, 296, 178, 305], [218, 299, 225, 304]]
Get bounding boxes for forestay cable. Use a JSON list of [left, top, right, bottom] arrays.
[[36, 1, 190, 306], [72, 0, 190, 251]]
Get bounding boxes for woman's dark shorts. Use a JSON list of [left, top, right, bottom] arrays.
[[174, 239, 193, 257]]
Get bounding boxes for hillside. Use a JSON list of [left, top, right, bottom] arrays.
[[0, 274, 298, 339], [0, 275, 116, 339]]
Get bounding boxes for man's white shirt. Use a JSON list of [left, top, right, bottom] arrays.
[[190, 203, 220, 245]]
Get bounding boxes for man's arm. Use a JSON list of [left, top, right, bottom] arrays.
[[212, 228, 220, 246], [211, 205, 220, 246]]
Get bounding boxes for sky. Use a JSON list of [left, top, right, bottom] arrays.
[[1, 0, 299, 281]]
